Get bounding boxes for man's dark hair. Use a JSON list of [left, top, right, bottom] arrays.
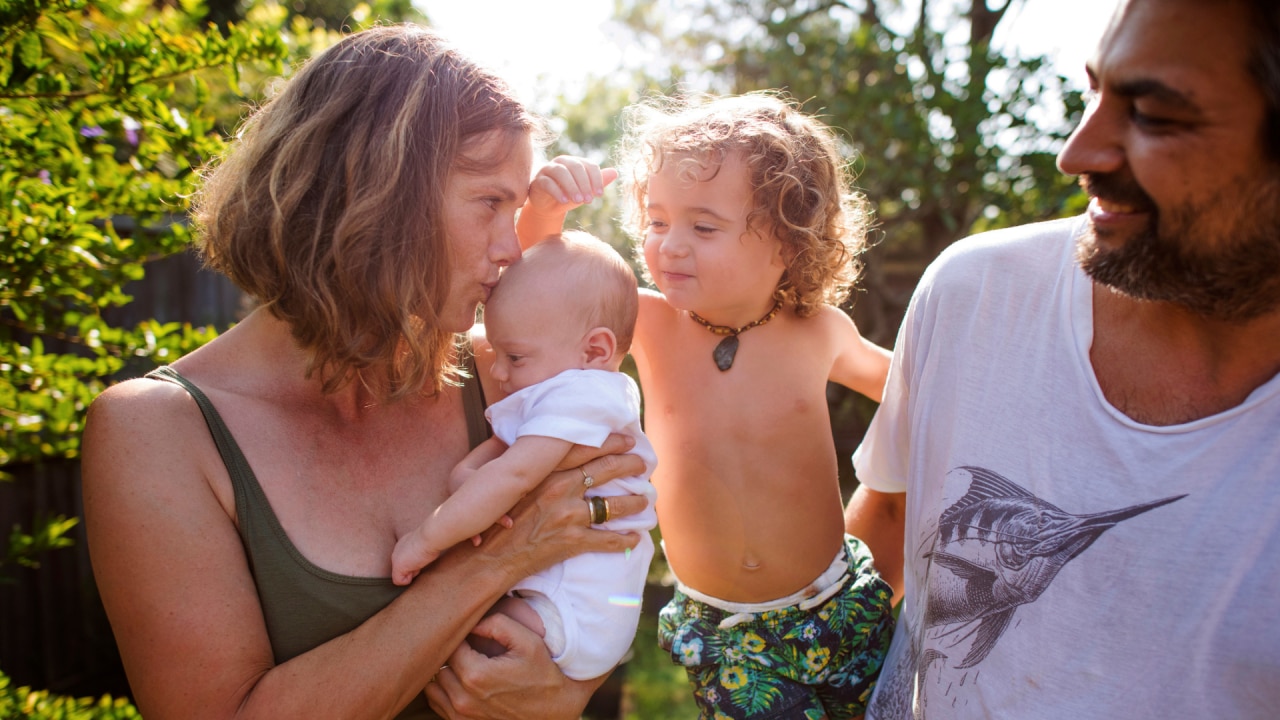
[[1245, 0, 1280, 161]]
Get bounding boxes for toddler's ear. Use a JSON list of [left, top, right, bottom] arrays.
[[582, 327, 618, 369]]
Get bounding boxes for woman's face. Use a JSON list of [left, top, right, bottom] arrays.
[[439, 133, 534, 333]]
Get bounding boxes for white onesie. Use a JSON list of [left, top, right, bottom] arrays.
[[486, 368, 658, 680]]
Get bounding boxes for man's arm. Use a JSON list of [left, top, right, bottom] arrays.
[[845, 484, 906, 606]]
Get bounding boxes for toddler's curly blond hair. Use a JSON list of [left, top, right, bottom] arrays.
[[617, 92, 871, 317]]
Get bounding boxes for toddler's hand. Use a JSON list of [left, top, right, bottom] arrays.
[[525, 156, 619, 218]]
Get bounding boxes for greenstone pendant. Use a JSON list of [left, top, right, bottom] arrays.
[[713, 335, 739, 371]]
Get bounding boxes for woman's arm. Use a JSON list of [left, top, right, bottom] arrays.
[[425, 443, 650, 719], [82, 381, 646, 720], [426, 613, 607, 719]]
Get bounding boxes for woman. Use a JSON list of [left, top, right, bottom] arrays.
[[80, 25, 646, 719]]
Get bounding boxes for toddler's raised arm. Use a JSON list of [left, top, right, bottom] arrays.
[[517, 156, 617, 249]]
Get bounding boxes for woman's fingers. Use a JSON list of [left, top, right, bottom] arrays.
[[580, 451, 646, 487], [557, 432, 634, 470], [594, 494, 649, 523]]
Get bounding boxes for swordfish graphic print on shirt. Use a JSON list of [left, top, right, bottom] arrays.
[[869, 466, 1186, 720]]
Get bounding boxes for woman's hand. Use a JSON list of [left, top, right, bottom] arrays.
[[425, 613, 605, 719], [469, 433, 648, 583]]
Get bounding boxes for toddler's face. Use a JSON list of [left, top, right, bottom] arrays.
[[641, 152, 785, 319], [484, 289, 586, 397]]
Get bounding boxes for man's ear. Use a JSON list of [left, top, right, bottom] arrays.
[[582, 327, 618, 369]]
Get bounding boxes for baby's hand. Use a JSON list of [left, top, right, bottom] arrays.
[[525, 156, 619, 218], [391, 536, 440, 586]]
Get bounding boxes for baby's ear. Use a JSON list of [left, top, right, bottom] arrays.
[[582, 327, 618, 369]]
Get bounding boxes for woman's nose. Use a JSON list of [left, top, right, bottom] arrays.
[[491, 222, 521, 267]]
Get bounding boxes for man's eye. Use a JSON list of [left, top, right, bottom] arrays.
[[1131, 108, 1175, 129]]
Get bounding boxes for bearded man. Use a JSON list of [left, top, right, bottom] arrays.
[[845, 0, 1280, 717]]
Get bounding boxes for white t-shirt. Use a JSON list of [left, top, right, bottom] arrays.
[[854, 217, 1280, 719]]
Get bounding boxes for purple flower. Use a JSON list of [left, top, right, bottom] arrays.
[[80, 125, 106, 138], [37, 169, 51, 184], [123, 117, 141, 146]]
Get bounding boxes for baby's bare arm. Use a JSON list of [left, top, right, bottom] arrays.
[[450, 436, 509, 495], [393, 436, 573, 584]]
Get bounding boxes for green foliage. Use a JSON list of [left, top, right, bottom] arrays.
[[0, 0, 291, 466], [2, 511, 77, 577], [0, 670, 141, 719], [613, 0, 1087, 270]]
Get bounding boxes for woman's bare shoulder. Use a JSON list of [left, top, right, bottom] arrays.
[[81, 370, 232, 509], [84, 372, 204, 442]]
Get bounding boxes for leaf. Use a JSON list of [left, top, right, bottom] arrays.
[[16, 30, 43, 67]]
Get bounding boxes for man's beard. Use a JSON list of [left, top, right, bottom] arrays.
[[1075, 171, 1280, 322]]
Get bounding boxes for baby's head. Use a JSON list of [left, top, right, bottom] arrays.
[[618, 92, 870, 316], [483, 231, 638, 395]]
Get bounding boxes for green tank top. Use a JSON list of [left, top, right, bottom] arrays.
[[146, 361, 490, 720]]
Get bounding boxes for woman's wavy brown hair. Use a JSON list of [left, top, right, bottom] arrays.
[[617, 92, 870, 317], [193, 25, 546, 399]]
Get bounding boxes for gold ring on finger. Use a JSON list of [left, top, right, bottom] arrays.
[[588, 496, 608, 525]]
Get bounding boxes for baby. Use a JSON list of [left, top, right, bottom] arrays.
[[391, 231, 658, 681], [518, 93, 896, 719]]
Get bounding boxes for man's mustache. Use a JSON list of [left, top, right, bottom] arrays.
[[1079, 173, 1158, 213]]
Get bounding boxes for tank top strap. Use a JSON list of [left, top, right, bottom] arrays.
[[145, 365, 257, 513]]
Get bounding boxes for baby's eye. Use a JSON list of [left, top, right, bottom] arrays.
[[506, 354, 524, 364]]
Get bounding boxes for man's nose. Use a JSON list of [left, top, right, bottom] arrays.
[[1057, 95, 1125, 177]]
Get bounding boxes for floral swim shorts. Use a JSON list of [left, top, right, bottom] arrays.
[[657, 535, 895, 720]]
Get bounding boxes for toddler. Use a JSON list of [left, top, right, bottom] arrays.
[[518, 93, 895, 718]]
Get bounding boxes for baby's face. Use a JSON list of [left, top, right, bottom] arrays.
[[484, 291, 586, 396]]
